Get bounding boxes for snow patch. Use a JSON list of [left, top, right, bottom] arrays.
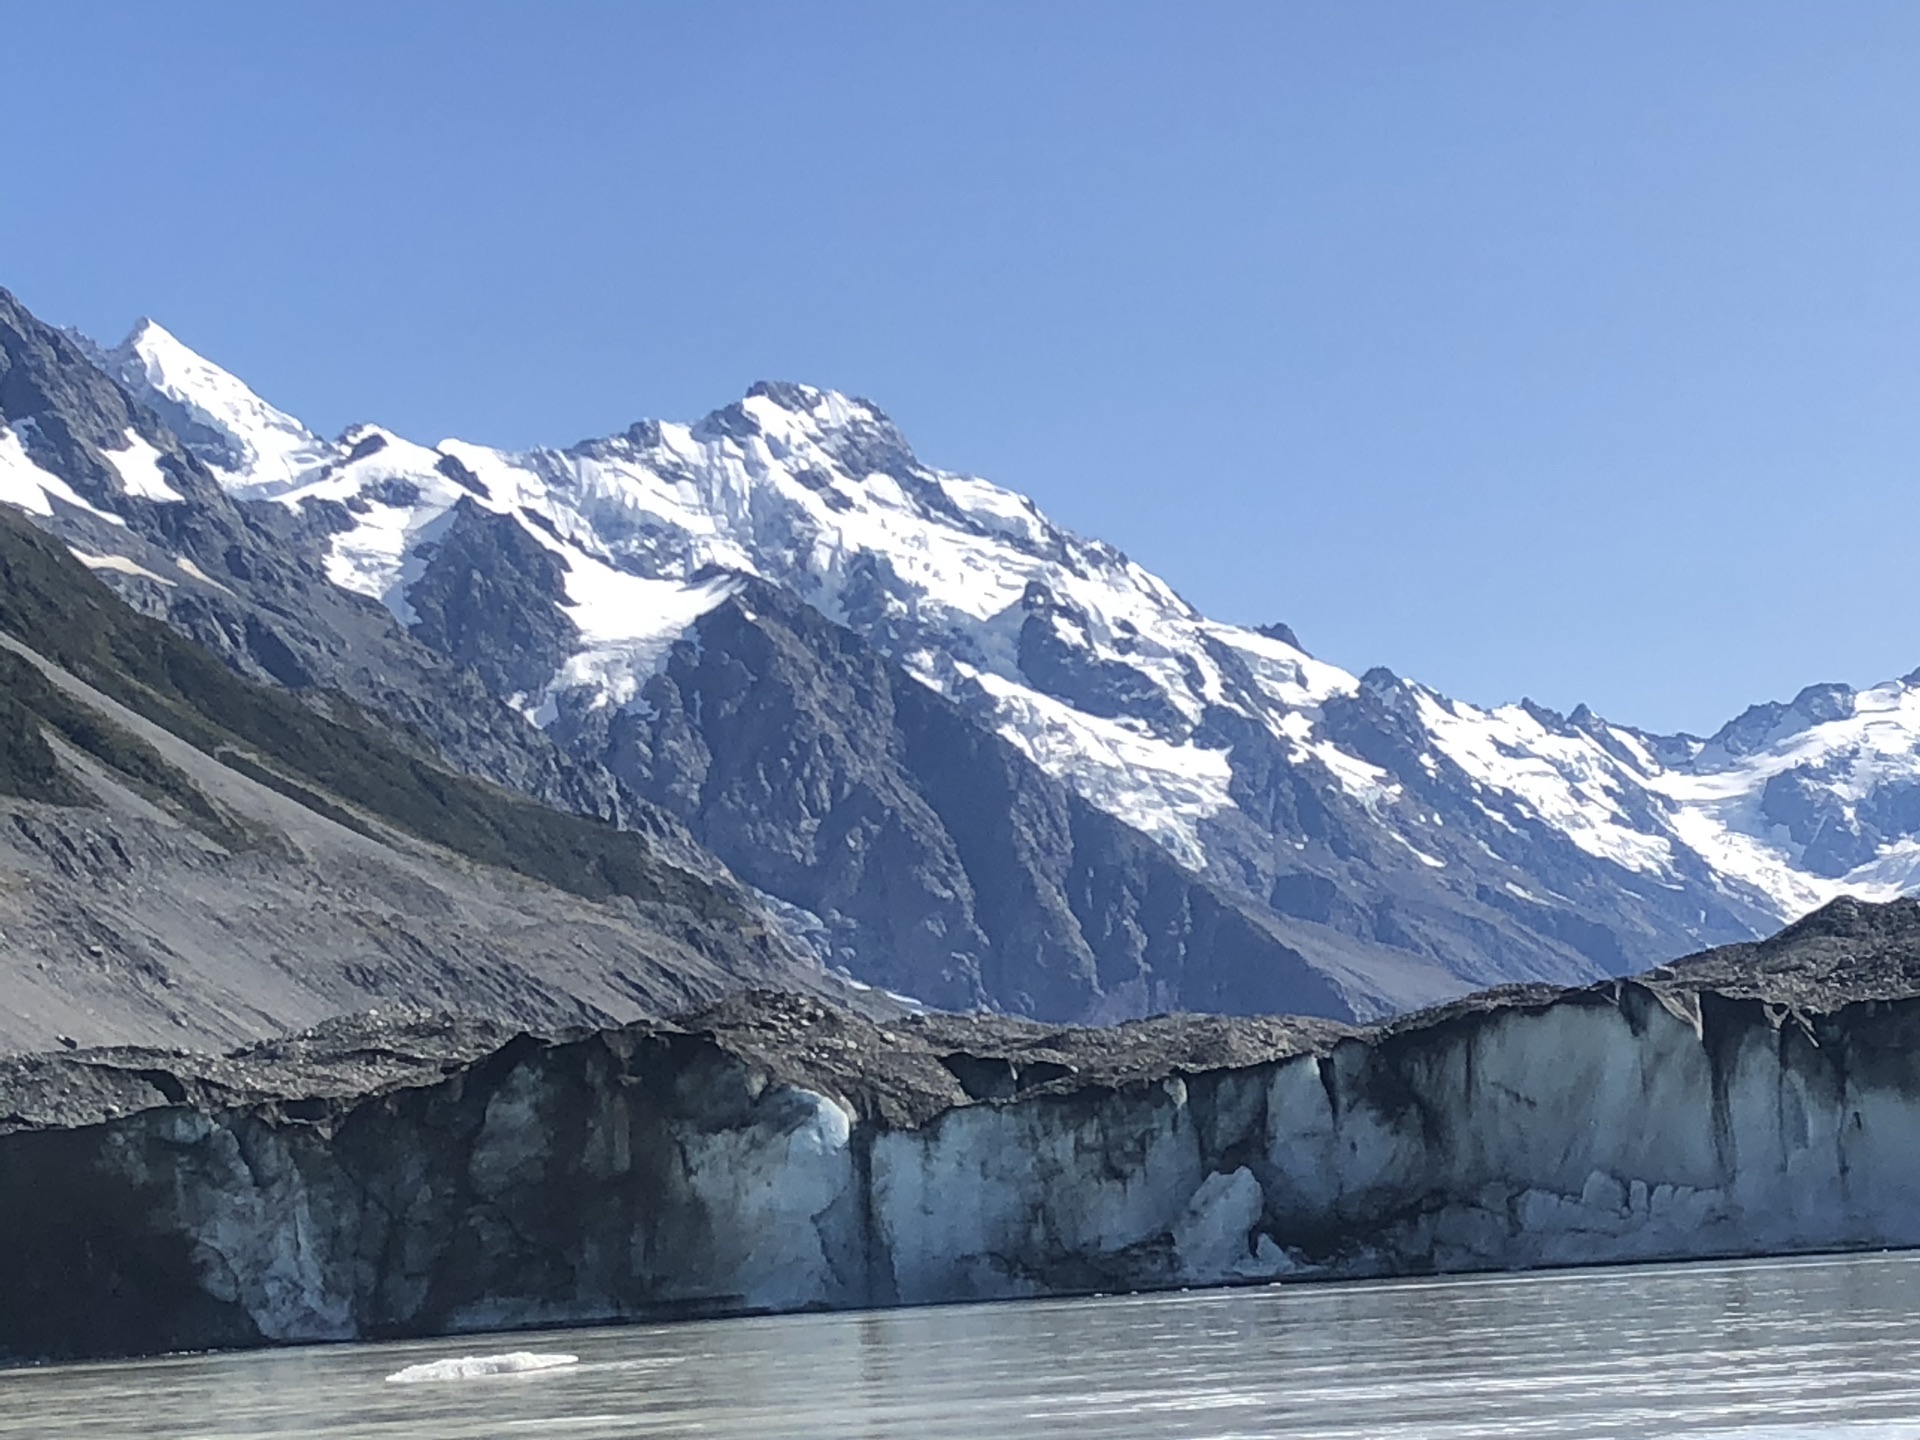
[[534, 571, 747, 720], [0, 426, 125, 525], [1413, 690, 1676, 878], [101, 429, 183, 503], [1308, 740, 1402, 810], [956, 663, 1233, 870], [68, 548, 175, 586], [173, 556, 234, 593]]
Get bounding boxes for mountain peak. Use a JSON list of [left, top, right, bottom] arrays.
[[109, 316, 243, 394], [1255, 621, 1306, 654], [112, 317, 220, 390], [744, 379, 827, 411], [122, 315, 175, 349], [743, 379, 889, 423], [1707, 681, 1857, 759], [738, 380, 902, 448], [91, 318, 327, 496], [54, 289, 1920, 972], [685, 381, 918, 483]]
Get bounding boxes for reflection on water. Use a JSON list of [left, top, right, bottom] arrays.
[[6, 1252, 1920, 1438]]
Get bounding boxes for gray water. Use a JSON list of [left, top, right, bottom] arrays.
[[7, 1253, 1920, 1438]]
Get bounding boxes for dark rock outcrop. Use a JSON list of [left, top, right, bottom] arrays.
[[405, 498, 580, 701], [552, 581, 1422, 1023]]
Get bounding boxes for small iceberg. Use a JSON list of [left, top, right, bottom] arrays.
[[385, 1351, 580, 1384]]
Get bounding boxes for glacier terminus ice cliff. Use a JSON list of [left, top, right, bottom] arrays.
[[5, 895, 1920, 1364]]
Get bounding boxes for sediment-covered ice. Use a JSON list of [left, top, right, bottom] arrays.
[[8, 956, 1920, 1363]]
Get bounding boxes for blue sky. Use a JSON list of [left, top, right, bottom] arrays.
[[4, 1, 1919, 735]]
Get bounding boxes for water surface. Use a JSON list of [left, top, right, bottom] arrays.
[[7, 1252, 1920, 1438]]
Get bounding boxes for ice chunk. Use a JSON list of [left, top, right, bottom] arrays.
[[384, 1351, 579, 1383]]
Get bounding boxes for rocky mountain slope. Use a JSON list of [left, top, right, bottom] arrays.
[[5, 894, 1917, 1363], [0, 292, 1431, 1027], [0, 499, 833, 1053], [60, 307, 1920, 1012], [5, 300, 663, 834]]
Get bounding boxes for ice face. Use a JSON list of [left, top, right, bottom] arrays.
[[16, 975, 1920, 1362]]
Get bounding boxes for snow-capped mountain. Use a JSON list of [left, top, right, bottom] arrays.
[[118, 320, 1303, 869], [88, 321, 332, 494], [24, 307, 1920, 1018]]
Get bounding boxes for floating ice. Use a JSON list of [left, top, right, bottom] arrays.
[[384, 1351, 579, 1383]]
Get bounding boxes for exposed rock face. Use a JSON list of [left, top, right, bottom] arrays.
[[0, 504, 831, 1054], [404, 498, 582, 702], [6, 897, 1920, 1363], [554, 580, 1400, 1022]]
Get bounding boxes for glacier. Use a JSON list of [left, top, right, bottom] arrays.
[[4, 897, 1919, 1363]]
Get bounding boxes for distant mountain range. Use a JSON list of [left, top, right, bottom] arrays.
[[4, 283, 1917, 1036]]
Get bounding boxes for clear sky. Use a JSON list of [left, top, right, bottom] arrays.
[[4, 1, 1919, 736]]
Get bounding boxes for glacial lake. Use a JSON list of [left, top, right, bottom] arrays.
[[6, 1253, 1920, 1438]]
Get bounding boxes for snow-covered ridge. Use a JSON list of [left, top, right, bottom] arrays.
[[96, 321, 333, 495], [82, 324, 1920, 934]]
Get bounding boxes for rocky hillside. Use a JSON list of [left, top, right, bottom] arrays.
[[4, 895, 1917, 1362], [0, 500, 832, 1053]]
